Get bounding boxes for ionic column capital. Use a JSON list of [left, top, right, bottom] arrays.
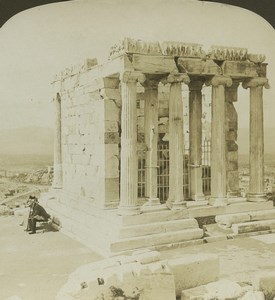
[[188, 79, 204, 91], [206, 76, 232, 88], [121, 71, 146, 84], [226, 80, 240, 90], [163, 73, 190, 85], [142, 78, 159, 90], [242, 77, 270, 89]]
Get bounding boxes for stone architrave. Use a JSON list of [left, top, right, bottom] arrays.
[[118, 71, 146, 215], [207, 76, 233, 206], [225, 81, 240, 196], [143, 78, 161, 206], [188, 79, 204, 201], [166, 73, 190, 210], [243, 77, 269, 202], [53, 92, 63, 189]]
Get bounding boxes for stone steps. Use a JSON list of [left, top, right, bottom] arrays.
[[216, 209, 275, 228], [111, 227, 204, 253], [232, 219, 275, 234], [119, 218, 199, 239], [188, 200, 273, 218]]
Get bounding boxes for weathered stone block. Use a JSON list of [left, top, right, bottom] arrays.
[[100, 88, 120, 100], [227, 161, 238, 171], [137, 133, 145, 143], [104, 99, 120, 121], [222, 61, 258, 77], [227, 141, 238, 151], [226, 130, 237, 141], [227, 151, 238, 162], [240, 290, 264, 300], [232, 219, 275, 234], [105, 144, 119, 157], [104, 132, 120, 144], [56, 260, 175, 300], [104, 120, 118, 133], [256, 272, 275, 300], [104, 178, 120, 206], [227, 170, 239, 192], [137, 116, 144, 133], [167, 253, 219, 297], [204, 279, 243, 299], [177, 58, 221, 75], [159, 108, 169, 117], [105, 155, 119, 178], [215, 213, 250, 228]]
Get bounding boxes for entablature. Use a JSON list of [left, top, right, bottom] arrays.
[[52, 38, 268, 86]]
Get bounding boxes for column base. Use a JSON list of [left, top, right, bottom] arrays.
[[141, 197, 166, 212], [166, 200, 187, 210], [117, 205, 141, 216], [190, 194, 205, 201], [209, 197, 228, 207], [141, 204, 167, 213], [247, 193, 267, 202]]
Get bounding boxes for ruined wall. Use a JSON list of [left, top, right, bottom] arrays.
[[56, 59, 120, 209]]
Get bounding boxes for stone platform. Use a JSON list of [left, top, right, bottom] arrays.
[[43, 192, 204, 256], [43, 191, 275, 256]]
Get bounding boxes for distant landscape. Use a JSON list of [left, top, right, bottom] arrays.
[[0, 127, 53, 172], [0, 126, 273, 172]]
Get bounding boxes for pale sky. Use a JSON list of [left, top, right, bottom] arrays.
[[0, 0, 274, 129]]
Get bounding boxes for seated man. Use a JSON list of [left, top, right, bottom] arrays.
[[26, 196, 51, 234]]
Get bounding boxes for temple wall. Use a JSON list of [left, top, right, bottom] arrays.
[[58, 62, 121, 209]]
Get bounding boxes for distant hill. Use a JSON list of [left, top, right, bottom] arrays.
[[0, 127, 54, 155], [238, 128, 275, 155]]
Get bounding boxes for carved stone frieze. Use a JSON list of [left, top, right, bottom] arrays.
[[109, 37, 162, 59], [161, 41, 206, 58], [209, 46, 247, 61], [247, 53, 266, 63]]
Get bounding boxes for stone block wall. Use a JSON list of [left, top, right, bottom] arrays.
[[56, 61, 121, 210]]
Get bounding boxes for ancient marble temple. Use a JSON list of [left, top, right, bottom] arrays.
[[47, 38, 272, 256]]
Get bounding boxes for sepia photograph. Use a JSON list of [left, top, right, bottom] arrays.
[[0, 0, 275, 299]]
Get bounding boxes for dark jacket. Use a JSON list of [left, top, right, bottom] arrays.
[[30, 203, 50, 220]]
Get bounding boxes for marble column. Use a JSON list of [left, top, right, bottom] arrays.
[[189, 79, 204, 201], [207, 76, 232, 206], [53, 92, 62, 189], [118, 71, 146, 215], [225, 81, 240, 196], [243, 77, 269, 201], [143, 78, 160, 206], [166, 73, 190, 210]]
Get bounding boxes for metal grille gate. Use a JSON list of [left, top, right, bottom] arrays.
[[138, 139, 211, 202]]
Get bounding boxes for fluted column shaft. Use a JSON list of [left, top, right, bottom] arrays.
[[189, 80, 204, 201], [167, 73, 190, 209], [118, 71, 145, 215], [144, 79, 160, 205], [53, 93, 62, 189], [208, 76, 232, 206], [243, 77, 269, 201]]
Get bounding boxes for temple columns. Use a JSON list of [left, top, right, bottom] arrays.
[[53, 92, 63, 189], [166, 73, 190, 209], [207, 76, 233, 206], [143, 78, 160, 206], [225, 81, 240, 196], [118, 71, 146, 215], [189, 79, 204, 201], [243, 78, 269, 201]]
